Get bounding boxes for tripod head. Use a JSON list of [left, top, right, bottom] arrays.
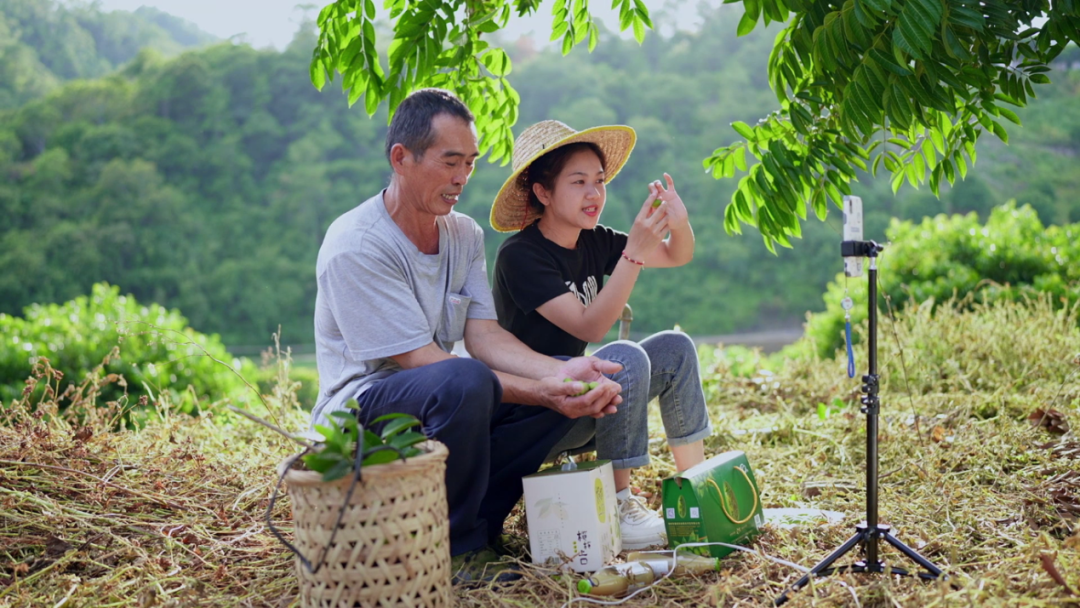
[[840, 240, 884, 258]]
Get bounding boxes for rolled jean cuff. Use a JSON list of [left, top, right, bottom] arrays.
[[666, 422, 713, 448], [609, 454, 651, 470]]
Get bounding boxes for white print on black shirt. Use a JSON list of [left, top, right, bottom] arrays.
[[566, 276, 599, 307]]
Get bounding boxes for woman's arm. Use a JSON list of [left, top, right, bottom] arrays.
[[535, 258, 644, 343], [535, 191, 670, 343]]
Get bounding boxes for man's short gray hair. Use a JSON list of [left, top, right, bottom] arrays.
[[385, 88, 475, 162]]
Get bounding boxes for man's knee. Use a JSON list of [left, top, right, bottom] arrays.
[[417, 359, 500, 437], [436, 358, 501, 406]]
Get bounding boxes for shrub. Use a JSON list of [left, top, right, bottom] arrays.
[[0, 283, 253, 418], [801, 202, 1080, 360]]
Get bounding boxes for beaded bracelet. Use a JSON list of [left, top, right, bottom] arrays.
[[621, 251, 645, 267]]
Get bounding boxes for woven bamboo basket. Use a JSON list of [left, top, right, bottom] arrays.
[[279, 440, 452, 608]]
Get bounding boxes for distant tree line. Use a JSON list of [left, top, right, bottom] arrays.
[[0, 0, 215, 109]]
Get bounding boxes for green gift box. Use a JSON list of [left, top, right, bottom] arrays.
[[661, 450, 764, 558]]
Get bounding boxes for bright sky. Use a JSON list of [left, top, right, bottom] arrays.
[[94, 0, 714, 50]]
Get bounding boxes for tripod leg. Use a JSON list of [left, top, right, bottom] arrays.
[[881, 531, 944, 577], [774, 531, 865, 606]]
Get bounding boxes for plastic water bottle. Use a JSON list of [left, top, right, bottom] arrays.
[[577, 552, 721, 597], [625, 550, 721, 576], [577, 561, 655, 596]]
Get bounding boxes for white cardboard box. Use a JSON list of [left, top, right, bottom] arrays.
[[522, 460, 621, 573]]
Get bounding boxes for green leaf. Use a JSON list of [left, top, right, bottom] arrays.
[[551, 19, 568, 40], [942, 157, 955, 183], [942, 26, 972, 61], [904, 159, 919, 187], [380, 417, 422, 440], [322, 459, 355, 482], [732, 121, 756, 140], [891, 169, 905, 193], [635, 5, 654, 28], [737, 11, 757, 36], [388, 430, 427, 450], [912, 149, 926, 181], [734, 147, 748, 172], [892, 23, 923, 60], [724, 203, 743, 235], [990, 120, 1008, 143], [997, 107, 1021, 125], [363, 449, 402, 466], [870, 47, 911, 76], [632, 17, 646, 43], [310, 61, 326, 90], [481, 49, 512, 77], [853, 0, 878, 28], [303, 450, 347, 474], [824, 181, 844, 207], [948, 6, 984, 31], [929, 128, 945, 154], [364, 81, 381, 115], [363, 429, 382, 451]]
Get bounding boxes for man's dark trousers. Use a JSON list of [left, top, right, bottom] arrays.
[[352, 358, 577, 555]]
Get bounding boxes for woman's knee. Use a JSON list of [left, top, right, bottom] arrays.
[[599, 340, 650, 380], [652, 330, 696, 353]]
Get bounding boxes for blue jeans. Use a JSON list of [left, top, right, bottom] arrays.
[[546, 330, 712, 469], [351, 358, 577, 556]]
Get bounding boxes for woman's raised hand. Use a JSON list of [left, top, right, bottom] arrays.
[[625, 174, 682, 261], [649, 173, 688, 230]]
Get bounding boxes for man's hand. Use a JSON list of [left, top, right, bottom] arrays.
[[538, 357, 623, 419]]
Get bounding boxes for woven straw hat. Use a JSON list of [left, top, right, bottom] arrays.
[[489, 120, 636, 232]]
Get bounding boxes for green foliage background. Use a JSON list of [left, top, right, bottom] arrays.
[[0, 283, 252, 416], [801, 202, 1080, 359], [0, 1, 1078, 353]]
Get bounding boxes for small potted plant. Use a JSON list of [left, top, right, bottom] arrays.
[[252, 402, 451, 608]]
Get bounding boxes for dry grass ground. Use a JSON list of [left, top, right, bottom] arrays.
[[1, 296, 1078, 607]]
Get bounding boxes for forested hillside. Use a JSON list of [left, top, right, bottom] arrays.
[[0, 0, 215, 109], [1, 1, 1078, 349]]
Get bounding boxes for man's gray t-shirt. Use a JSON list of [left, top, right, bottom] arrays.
[[311, 191, 498, 427]]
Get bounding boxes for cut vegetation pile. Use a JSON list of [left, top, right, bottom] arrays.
[[1, 296, 1078, 607]]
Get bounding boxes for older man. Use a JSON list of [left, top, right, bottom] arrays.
[[311, 88, 623, 581]]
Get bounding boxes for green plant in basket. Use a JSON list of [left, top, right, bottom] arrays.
[[302, 399, 428, 482]]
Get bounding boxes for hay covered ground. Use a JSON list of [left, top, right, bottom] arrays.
[[1, 296, 1078, 607]]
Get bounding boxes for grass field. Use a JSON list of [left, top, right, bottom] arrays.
[[1, 296, 1077, 607]]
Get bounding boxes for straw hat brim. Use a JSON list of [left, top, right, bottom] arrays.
[[489, 125, 637, 233]]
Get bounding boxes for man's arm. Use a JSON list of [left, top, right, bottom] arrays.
[[463, 319, 622, 418], [464, 319, 562, 379], [388, 342, 457, 369]]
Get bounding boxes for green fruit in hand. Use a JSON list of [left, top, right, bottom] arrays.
[[652, 198, 662, 209], [563, 378, 599, 396]]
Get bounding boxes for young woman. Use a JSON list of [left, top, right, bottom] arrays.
[[489, 120, 712, 549]]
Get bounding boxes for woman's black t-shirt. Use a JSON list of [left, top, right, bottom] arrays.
[[493, 222, 628, 357]]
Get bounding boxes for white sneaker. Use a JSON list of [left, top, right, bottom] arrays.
[[617, 491, 668, 550]]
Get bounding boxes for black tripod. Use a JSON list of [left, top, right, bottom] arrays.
[[774, 240, 945, 606]]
